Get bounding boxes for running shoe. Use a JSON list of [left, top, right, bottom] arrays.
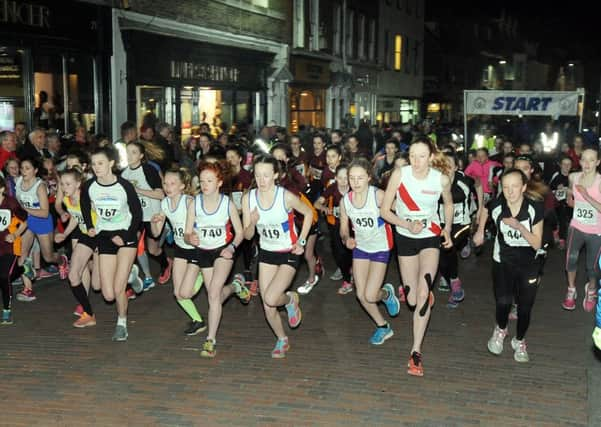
[[126, 288, 137, 300], [12, 277, 23, 286], [22, 258, 34, 280], [460, 243, 471, 259], [508, 304, 518, 320], [73, 312, 96, 328], [1, 309, 13, 325], [231, 273, 251, 303], [562, 287, 577, 311], [329, 268, 343, 281], [73, 304, 84, 317], [111, 324, 128, 341], [158, 257, 173, 285], [447, 293, 458, 309], [407, 351, 424, 377], [337, 281, 353, 295], [285, 291, 302, 328], [487, 325, 507, 355], [369, 323, 393, 345], [382, 283, 400, 317], [184, 320, 206, 336], [271, 337, 290, 358], [297, 275, 319, 295], [200, 339, 217, 358], [593, 326, 601, 350], [248, 280, 258, 296], [58, 254, 69, 280], [438, 276, 450, 292], [315, 256, 324, 276], [450, 278, 465, 302], [37, 269, 55, 279], [143, 277, 155, 292], [16, 288, 36, 302], [583, 283, 597, 313], [128, 265, 144, 294], [398, 285, 406, 303], [511, 337, 529, 362]]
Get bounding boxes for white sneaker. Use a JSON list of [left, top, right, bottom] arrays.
[[329, 268, 343, 281], [297, 275, 319, 295], [487, 325, 507, 355], [460, 243, 471, 259], [511, 337, 529, 362]]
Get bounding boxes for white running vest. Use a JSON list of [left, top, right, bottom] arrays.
[[121, 164, 161, 222], [249, 186, 297, 252], [395, 165, 443, 238], [16, 177, 43, 210], [161, 195, 194, 250], [343, 186, 392, 253], [194, 194, 233, 250]]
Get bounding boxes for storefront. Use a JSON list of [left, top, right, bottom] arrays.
[[0, 0, 111, 134], [124, 31, 272, 141], [350, 66, 378, 128], [289, 57, 331, 133]]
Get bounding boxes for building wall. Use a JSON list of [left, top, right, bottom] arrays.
[[125, 0, 291, 44]]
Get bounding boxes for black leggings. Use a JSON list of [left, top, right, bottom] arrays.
[[439, 223, 470, 282], [0, 254, 21, 310], [328, 223, 352, 282], [556, 204, 573, 240], [492, 261, 539, 340]]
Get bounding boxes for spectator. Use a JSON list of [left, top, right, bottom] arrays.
[[17, 128, 49, 160], [154, 122, 175, 171], [14, 121, 27, 148], [0, 131, 17, 170]]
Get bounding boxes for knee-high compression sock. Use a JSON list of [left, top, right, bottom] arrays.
[[177, 273, 204, 322], [137, 253, 152, 278], [149, 251, 169, 271], [71, 283, 93, 315]]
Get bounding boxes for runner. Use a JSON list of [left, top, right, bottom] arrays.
[[381, 137, 454, 376], [80, 147, 143, 341], [562, 147, 601, 312], [339, 158, 400, 344], [474, 168, 544, 363], [185, 161, 250, 358], [241, 155, 313, 358]]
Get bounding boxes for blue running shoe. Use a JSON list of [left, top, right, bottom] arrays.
[[369, 324, 393, 345], [382, 283, 400, 316], [143, 277, 155, 292]]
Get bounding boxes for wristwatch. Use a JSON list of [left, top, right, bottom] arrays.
[[298, 238, 307, 247]]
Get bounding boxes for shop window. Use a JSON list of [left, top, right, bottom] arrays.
[[289, 88, 324, 133], [65, 54, 95, 133], [0, 47, 25, 130], [333, 3, 342, 55], [136, 85, 175, 135], [293, 0, 305, 49], [394, 35, 403, 71], [358, 14, 366, 60], [33, 53, 63, 131], [368, 19, 376, 61]]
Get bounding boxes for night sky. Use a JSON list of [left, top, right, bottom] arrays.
[[426, 1, 601, 57]]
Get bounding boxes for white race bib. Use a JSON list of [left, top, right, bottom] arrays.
[[453, 202, 464, 224], [95, 198, 125, 223], [555, 189, 567, 201], [404, 211, 430, 228], [500, 219, 530, 246], [0, 209, 12, 232], [574, 201, 597, 226]]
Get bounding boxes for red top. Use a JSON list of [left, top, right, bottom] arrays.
[[567, 148, 581, 170], [0, 147, 16, 171], [231, 168, 252, 191]]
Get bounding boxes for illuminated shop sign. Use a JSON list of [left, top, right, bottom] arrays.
[[170, 61, 240, 83], [0, 0, 50, 28]]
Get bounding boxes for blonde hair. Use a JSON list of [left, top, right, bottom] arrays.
[[410, 137, 452, 176], [141, 140, 165, 163]]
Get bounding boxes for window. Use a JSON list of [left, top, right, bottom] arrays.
[[368, 19, 376, 61], [250, 0, 268, 6], [310, 0, 319, 51], [333, 3, 342, 55], [404, 37, 410, 73], [293, 0, 305, 48], [346, 9, 354, 59], [394, 34, 403, 71], [384, 31, 390, 68], [358, 14, 366, 60]]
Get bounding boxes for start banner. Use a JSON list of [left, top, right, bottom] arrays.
[[465, 90, 579, 117]]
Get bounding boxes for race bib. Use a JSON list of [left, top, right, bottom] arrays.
[[19, 195, 35, 209], [139, 196, 148, 209], [500, 219, 530, 246], [332, 206, 340, 218], [95, 198, 125, 223], [232, 192, 243, 210], [453, 202, 464, 224], [295, 164, 306, 176], [574, 201, 597, 226], [196, 225, 226, 248], [310, 166, 323, 181], [404, 211, 430, 228], [0, 209, 11, 232], [555, 189, 567, 201], [258, 224, 283, 245]]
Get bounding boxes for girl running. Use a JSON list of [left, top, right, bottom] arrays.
[[150, 168, 206, 337], [474, 168, 544, 363], [54, 168, 101, 328], [562, 147, 601, 312], [0, 175, 31, 324], [121, 142, 170, 290], [314, 164, 353, 294], [185, 161, 250, 358], [381, 137, 454, 376], [80, 147, 143, 341], [241, 155, 313, 358], [339, 158, 400, 345], [15, 157, 68, 301]]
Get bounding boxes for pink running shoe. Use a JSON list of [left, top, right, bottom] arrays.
[[562, 287, 577, 311], [285, 292, 302, 328], [158, 257, 173, 285], [398, 285, 406, 303], [59, 254, 69, 280], [583, 283, 597, 313]]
